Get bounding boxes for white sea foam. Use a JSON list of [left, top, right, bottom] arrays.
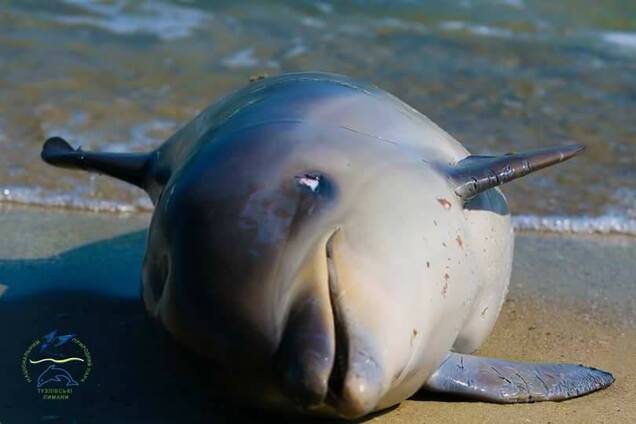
[[600, 31, 636, 51], [314, 2, 334, 14], [55, 0, 210, 41], [439, 21, 514, 38], [0, 186, 153, 213], [513, 215, 636, 236], [128, 119, 178, 150], [375, 17, 428, 33], [301, 16, 326, 29], [41, 117, 177, 153], [221, 48, 259, 68], [495, 0, 525, 9], [284, 41, 308, 59]]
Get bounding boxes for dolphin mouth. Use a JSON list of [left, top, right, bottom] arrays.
[[322, 229, 384, 418], [325, 228, 350, 409], [278, 227, 382, 417]]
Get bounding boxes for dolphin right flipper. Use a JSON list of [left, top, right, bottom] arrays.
[[41, 136, 153, 189], [423, 352, 614, 402]]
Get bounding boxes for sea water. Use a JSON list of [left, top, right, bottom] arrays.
[[0, 0, 634, 235]]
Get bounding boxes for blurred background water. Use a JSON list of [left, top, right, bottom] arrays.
[[0, 0, 634, 234]]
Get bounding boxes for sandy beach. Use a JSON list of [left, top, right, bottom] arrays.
[[1, 1, 634, 422], [0, 204, 633, 423]]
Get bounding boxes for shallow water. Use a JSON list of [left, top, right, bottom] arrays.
[[0, 0, 634, 233]]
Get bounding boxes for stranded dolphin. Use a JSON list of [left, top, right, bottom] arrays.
[[41, 72, 613, 418]]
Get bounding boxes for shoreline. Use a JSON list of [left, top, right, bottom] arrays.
[[3, 200, 636, 237], [0, 205, 633, 423]]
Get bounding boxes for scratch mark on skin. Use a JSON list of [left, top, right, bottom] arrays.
[[456, 235, 463, 249], [248, 73, 268, 82], [491, 366, 512, 384], [515, 372, 532, 399], [438, 355, 452, 369], [458, 356, 464, 370], [535, 371, 550, 393], [437, 197, 452, 209], [442, 273, 449, 297], [480, 306, 488, 318], [354, 348, 380, 370], [339, 125, 399, 146]]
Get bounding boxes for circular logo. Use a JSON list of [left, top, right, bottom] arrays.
[[21, 330, 92, 400]]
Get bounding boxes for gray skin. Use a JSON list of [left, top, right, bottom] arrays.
[[41, 72, 613, 419]]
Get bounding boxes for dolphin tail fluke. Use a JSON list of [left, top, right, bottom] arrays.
[[450, 144, 585, 201], [41, 136, 152, 189]]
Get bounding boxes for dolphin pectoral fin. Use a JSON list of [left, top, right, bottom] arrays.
[[450, 144, 585, 201], [41, 136, 153, 189], [422, 352, 614, 403]]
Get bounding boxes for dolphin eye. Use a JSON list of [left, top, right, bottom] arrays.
[[295, 173, 321, 192]]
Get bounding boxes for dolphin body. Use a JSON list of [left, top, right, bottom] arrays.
[[41, 73, 613, 418]]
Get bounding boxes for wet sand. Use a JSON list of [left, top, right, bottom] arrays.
[[0, 205, 634, 423]]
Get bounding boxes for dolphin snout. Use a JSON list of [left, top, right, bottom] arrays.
[[324, 229, 386, 418], [276, 283, 384, 418], [340, 360, 385, 418], [325, 330, 385, 418], [275, 228, 386, 417]]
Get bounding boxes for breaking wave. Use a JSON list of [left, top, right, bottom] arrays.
[[512, 215, 636, 236], [0, 186, 153, 214]]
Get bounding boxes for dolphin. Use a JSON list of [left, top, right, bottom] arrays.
[[41, 72, 613, 418], [37, 364, 79, 388]]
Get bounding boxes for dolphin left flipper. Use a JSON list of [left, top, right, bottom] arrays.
[[423, 352, 614, 402]]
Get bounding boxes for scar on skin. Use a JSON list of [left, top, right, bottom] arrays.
[[437, 197, 452, 209], [442, 273, 449, 297], [456, 235, 463, 249], [249, 73, 268, 82]]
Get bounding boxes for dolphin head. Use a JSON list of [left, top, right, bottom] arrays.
[[140, 121, 483, 418]]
